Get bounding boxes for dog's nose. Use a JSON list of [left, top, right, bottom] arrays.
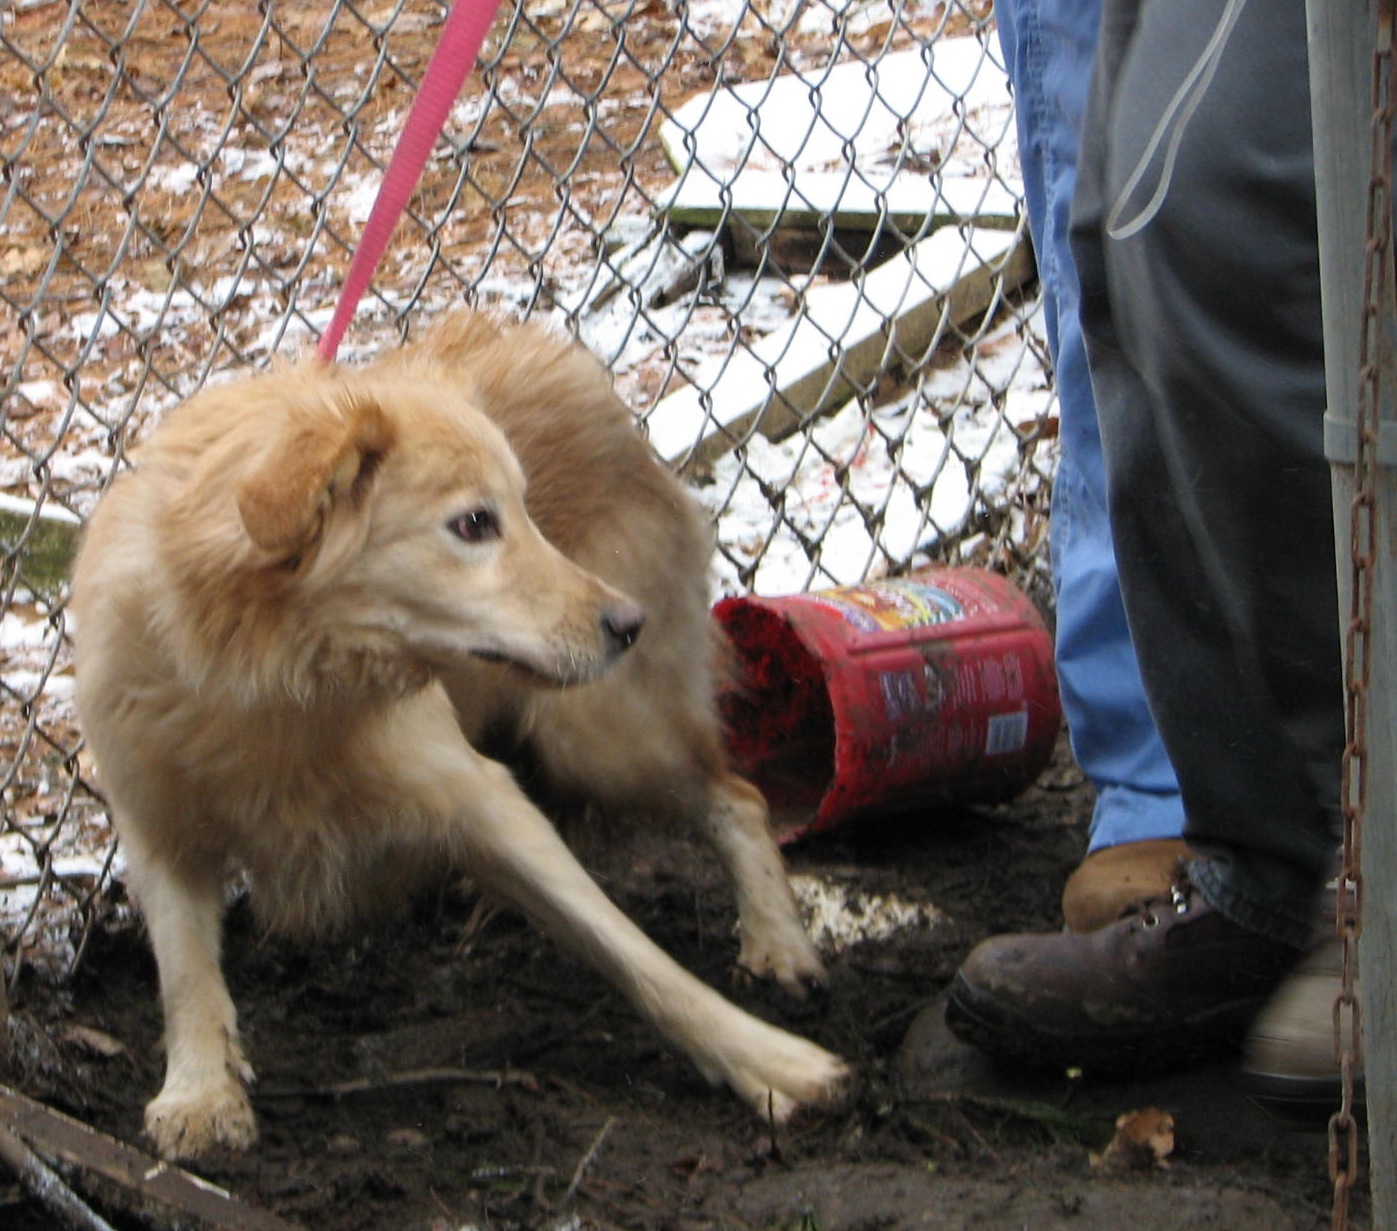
[[602, 600, 646, 653]]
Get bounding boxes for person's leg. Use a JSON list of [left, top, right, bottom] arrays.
[[995, 0, 1187, 930], [1079, 0, 1340, 943], [943, 0, 1341, 1073]]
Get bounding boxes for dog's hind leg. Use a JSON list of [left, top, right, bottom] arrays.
[[438, 751, 851, 1122], [701, 771, 826, 994], [129, 851, 256, 1160]]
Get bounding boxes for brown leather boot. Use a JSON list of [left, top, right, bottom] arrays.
[[1061, 838, 1194, 932], [946, 880, 1301, 1077]]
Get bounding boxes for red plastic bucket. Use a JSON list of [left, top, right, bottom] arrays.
[[714, 567, 1061, 842]]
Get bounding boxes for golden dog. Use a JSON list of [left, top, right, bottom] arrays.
[[70, 310, 849, 1161]]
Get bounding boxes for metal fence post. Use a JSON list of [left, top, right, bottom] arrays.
[[1310, 0, 1395, 1225]]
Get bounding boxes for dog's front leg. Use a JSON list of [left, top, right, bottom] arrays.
[[129, 850, 256, 1160], [701, 771, 827, 994], [447, 756, 852, 1122]]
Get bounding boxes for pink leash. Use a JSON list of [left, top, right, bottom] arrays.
[[316, 0, 506, 364]]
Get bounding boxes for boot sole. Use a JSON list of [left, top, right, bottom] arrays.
[[1242, 1069, 1366, 1124], [945, 971, 1270, 1079]]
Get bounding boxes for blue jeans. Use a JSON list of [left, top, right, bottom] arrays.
[[994, 0, 1185, 851]]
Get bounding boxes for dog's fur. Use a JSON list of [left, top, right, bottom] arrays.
[[71, 310, 848, 1161]]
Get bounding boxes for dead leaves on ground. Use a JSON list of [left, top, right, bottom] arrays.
[[1090, 1107, 1176, 1173]]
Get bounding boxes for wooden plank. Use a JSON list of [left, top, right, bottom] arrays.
[[0, 494, 81, 597], [0, 1119, 118, 1231], [0, 1086, 303, 1231], [646, 227, 1031, 471], [660, 169, 1017, 236], [658, 42, 1011, 182], [656, 40, 1016, 265]]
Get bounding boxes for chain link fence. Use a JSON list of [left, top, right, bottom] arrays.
[[0, 0, 1055, 989]]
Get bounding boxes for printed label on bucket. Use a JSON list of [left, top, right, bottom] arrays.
[[985, 710, 1030, 756], [806, 579, 966, 633]]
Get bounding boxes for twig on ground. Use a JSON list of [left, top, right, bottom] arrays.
[[765, 1088, 783, 1164], [562, 1115, 617, 1205], [259, 1064, 538, 1100], [948, 1101, 1001, 1162], [898, 1109, 964, 1154]]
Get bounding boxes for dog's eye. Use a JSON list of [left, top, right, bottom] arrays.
[[448, 508, 500, 544]]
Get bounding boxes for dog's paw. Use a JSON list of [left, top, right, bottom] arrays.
[[735, 1036, 856, 1124], [145, 1081, 258, 1161], [736, 927, 828, 997]]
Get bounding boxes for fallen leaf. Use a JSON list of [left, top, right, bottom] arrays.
[[1089, 1107, 1175, 1172], [1, 247, 50, 278], [60, 1024, 128, 1059]]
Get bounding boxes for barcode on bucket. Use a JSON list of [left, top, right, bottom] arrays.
[[985, 711, 1029, 757]]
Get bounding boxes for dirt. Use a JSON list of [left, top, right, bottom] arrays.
[[0, 736, 1369, 1231]]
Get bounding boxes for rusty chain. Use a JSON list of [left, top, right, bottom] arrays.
[[1329, 0, 1395, 1224]]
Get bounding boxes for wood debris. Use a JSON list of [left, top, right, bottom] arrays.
[[0, 1084, 303, 1231]]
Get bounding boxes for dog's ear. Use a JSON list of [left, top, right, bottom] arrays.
[[237, 391, 395, 557]]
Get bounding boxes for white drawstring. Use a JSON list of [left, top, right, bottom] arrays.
[[1105, 0, 1252, 240]]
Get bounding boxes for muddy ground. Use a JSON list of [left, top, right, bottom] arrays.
[[0, 736, 1369, 1231]]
